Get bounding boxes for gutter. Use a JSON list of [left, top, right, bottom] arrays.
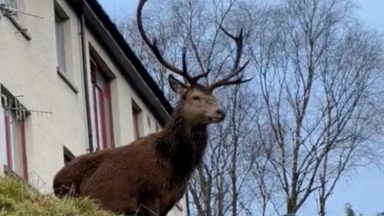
[[80, 0, 94, 152]]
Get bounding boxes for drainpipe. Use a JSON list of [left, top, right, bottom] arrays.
[[186, 190, 191, 216], [80, 1, 94, 152]]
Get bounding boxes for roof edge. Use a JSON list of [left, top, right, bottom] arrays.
[[67, 0, 173, 124]]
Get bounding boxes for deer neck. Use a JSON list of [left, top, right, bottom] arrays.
[[157, 106, 208, 178]]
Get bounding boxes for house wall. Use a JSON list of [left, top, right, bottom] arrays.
[[0, 0, 188, 215], [0, 0, 89, 192]]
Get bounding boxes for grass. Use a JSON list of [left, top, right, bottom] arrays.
[[0, 175, 116, 216]]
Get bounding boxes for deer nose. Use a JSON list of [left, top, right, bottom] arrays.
[[216, 109, 225, 118]]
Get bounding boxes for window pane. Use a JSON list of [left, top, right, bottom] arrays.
[[132, 100, 142, 139], [10, 117, 23, 176], [95, 89, 102, 150], [55, 14, 66, 73], [133, 114, 139, 140], [103, 97, 113, 148], [0, 106, 7, 166], [8, 0, 17, 9], [3, 0, 18, 11]]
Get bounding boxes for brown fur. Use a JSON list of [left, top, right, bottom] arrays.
[[53, 84, 221, 216]]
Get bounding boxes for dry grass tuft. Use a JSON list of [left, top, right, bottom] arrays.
[[0, 175, 116, 216]]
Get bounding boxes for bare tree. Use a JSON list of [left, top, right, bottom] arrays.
[[249, 0, 384, 215], [188, 83, 259, 216], [315, 24, 384, 216], [115, 0, 384, 215]]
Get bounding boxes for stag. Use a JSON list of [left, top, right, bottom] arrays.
[[53, 0, 249, 215]]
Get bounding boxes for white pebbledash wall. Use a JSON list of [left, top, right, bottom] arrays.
[[0, 0, 187, 215]]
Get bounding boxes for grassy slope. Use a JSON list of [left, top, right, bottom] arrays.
[[0, 175, 116, 216]]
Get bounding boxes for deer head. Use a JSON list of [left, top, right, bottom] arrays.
[[137, 0, 250, 127], [168, 75, 225, 126]]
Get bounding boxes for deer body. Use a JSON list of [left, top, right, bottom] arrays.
[[83, 110, 208, 214], [53, 82, 221, 215]]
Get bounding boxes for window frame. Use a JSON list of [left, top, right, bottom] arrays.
[[132, 100, 143, 140], [54, 2, 70, 75], [55, 12, 67, 74], [54, 2, 78, 93], [0, 85, 29, 180], [90, 58, 115, 151]]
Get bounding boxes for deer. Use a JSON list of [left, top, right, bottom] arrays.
[[52, 0, 249, 215]]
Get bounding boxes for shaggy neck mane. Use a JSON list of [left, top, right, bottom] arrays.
[[156, 104, 208, 179]]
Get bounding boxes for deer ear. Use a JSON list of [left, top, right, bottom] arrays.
[[169, 75, 186, 95]]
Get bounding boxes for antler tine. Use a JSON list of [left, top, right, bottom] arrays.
[[208, 27, 250, 91], [193, 69, 211, 81], [137, 0, 195, 83], [182, 46, 188, 73], [208, 61, 250, 90]]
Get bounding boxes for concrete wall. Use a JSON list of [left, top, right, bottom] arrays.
[[0, 0, 89, 192], [0, 0, 187, 215]]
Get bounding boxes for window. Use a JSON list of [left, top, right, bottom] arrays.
[[155, 123, 160, 132], [8, 0, 17, 9], [55, 11, 67, 74], [53, 3, 78, 92], [63, 146, 75, 164], [91, 59, 114, 151], [147, 116, 151, 129], [132, 100, 143, 139], [0, 0, 18, 16], [0, 85, 29, 180]]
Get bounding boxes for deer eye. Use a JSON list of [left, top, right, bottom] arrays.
[[192, 96, 200, 101]]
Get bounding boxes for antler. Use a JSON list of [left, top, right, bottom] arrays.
[[137, 0, 208, 85], [207, 27, 250, 91], [137, 0, 250, 89]]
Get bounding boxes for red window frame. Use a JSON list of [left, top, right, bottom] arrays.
[[131, 100, 142, 140], [90, 58, 114, 151], [3, 107, 28, 180], [4, 114, 12, 169], [133, 112, 139, 140]]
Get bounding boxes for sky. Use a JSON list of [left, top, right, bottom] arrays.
[[97, 0, 384, 215]]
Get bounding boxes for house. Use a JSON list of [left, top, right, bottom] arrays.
[[0, 0, 188, 215]]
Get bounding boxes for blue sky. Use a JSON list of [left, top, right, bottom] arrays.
[[97, 0, 384, 215]]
